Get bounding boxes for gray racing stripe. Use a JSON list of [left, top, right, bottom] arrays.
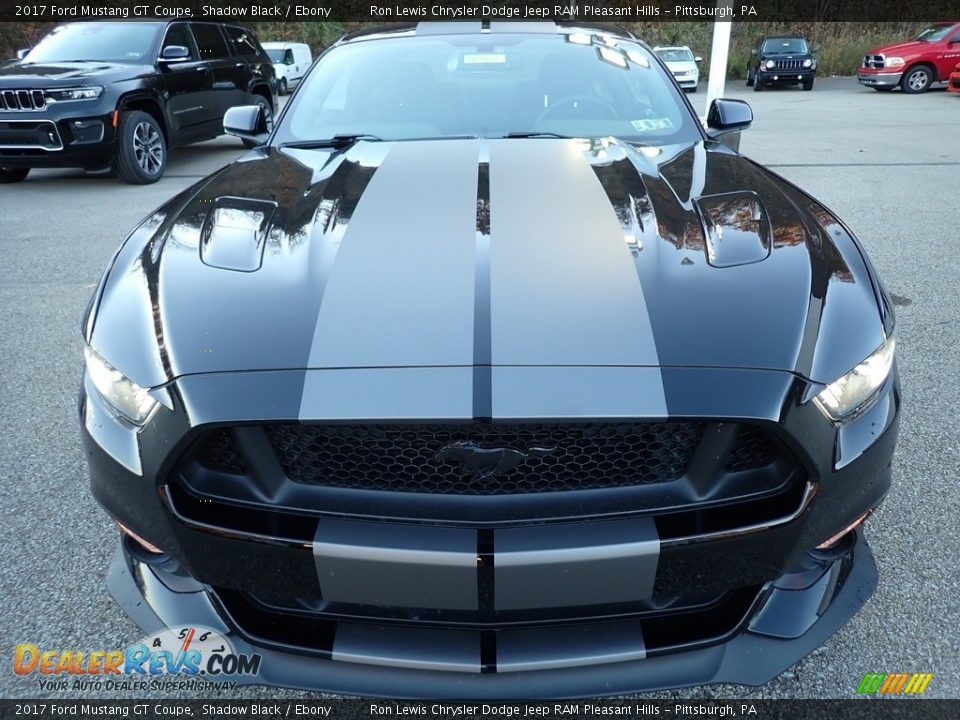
[[305, 139, 479, 370], [487, 139, 664, 368]]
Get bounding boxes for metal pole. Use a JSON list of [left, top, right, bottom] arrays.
[[705, 1, 735, 115]]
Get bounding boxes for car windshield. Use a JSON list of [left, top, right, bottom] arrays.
[[266, 48, 285, 63], [761, 38, 808, 55], [22, 22, 162, 64], [656, 48, 694, 62], [915, 24, 955, 42], [275, 33, 701, 146]]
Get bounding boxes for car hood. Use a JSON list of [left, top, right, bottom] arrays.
[[0, 61, 149, 86], [663, 60, 698, 73], [90, 138, 888, 389], [865, 40, 931, 57]]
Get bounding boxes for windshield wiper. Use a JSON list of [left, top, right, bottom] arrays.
[[502, 131, 573, 139], [279, 134, 383, 150]]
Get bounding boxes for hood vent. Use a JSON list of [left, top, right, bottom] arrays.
[[200, 197, 277, 272], [695, 192, 771, 268]]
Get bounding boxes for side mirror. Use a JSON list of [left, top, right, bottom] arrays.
[[706, 98, 753, 136], [695, 56, 703, 63], [751, 49, 758, 56], [811, 46, 820, 53], [16, 48, 29, 60], [160, 46, 191, 63], [224, 105, 270, 145], [949, 36, 960, 45]]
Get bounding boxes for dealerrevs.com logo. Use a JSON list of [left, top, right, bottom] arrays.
[[14, 626, 261, 690]]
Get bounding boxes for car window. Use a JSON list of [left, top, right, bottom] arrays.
[[266, 48, 284, 63], [162, 24, 198, 62], [224, 26, 259, 57], [191, 23, 229, 60], [656, 48, 694, 62], [761, 38, 808, 55], [22, 22, 162, 64], [277, 34, 701, 146], [284, 50, 295, 65], [915, 24, 955, 42]]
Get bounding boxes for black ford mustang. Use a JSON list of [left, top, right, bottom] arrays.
[[80, 23, 900, 697]]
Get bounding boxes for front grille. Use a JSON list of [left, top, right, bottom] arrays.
[[195, 421, 783, 496], [863, 54, 884, 69], [774, 59, 804, 70], [0, 89, 46, 111]]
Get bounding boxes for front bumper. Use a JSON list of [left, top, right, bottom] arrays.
[[858, 71, 903, 88], [82, 365, 899, 696], [756, 69, 815, 85], [109, 526, 876, 697], [0, 110, 116, 169]]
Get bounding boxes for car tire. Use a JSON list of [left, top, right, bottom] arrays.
[[901, 65, 933, 94], [115, 110, 166, 184], [802, 77, 815, 91], [0, 166, 29, 183], [280, 78, 288, 96], [746, 69, 754, 87], [242, 95, 273, 149], [753, 78, 764, 91]]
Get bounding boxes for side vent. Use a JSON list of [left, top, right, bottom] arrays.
[[695, 192, 771, 268], [200, 197, 277, 272]]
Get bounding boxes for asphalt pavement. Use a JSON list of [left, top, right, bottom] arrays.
[[0, 77, 958, 699]]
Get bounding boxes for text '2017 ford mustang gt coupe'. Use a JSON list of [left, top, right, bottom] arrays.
[[80, 22, 900, 697]]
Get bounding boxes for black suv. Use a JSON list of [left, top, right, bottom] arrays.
[[747, 35, 817, 91], [0, 20, 276, 184]]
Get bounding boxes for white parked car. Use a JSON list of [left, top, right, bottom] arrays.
[[653, 46, 703, 92], [262, 41, 312, 95]]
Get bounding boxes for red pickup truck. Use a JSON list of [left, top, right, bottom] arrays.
[[859, 22, 960, 93]]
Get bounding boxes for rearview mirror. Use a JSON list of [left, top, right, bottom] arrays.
[[160, 46, 191, 63], [695, 56, 703, 63], [224, 105, 270, 146], [949, 36, 960, 44], [706, 98, 753, 135], [16, 48, 29, 60]]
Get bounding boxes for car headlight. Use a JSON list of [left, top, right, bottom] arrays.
[[764, 60, 775, 69], [84, 345, 158, 424], [46, 86, 104, 102], [803, 59, 813, 68], [813, 336, 896, 422], [884, 57, 905, 68]]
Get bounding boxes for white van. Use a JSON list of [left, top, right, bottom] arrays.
[[262, 42, 313, 95]]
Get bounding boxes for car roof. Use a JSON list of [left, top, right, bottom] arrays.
[[339, 21, 637, 45]]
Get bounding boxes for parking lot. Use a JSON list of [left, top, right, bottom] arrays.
[[1, 77, 958, 699]]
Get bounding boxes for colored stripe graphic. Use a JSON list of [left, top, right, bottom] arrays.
[[857, 672, 933, 694]]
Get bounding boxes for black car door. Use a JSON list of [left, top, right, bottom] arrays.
[[157, 23, 215, 137], [191, 23, 246, 117]]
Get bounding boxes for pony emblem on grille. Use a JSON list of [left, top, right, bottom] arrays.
[[433, 440, 558, 479]]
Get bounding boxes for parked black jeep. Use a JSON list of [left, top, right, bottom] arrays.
[[746, 35, 817, 91], [0, 20, 276, 184]]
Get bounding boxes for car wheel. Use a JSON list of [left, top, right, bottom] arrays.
[[901, 66, 933, 94], [115, 111, 166, 184], [0, 166, 29, 183], [280, 78, 288, 96], [753, 78, 764, 91], [802, 77, 815, 91], [746, 69, 754, 87], [242, 96, 273, 149]]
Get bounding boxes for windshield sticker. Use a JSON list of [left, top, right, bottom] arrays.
[[463, 53, 507, 65], [631, 118, 675, 132]]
